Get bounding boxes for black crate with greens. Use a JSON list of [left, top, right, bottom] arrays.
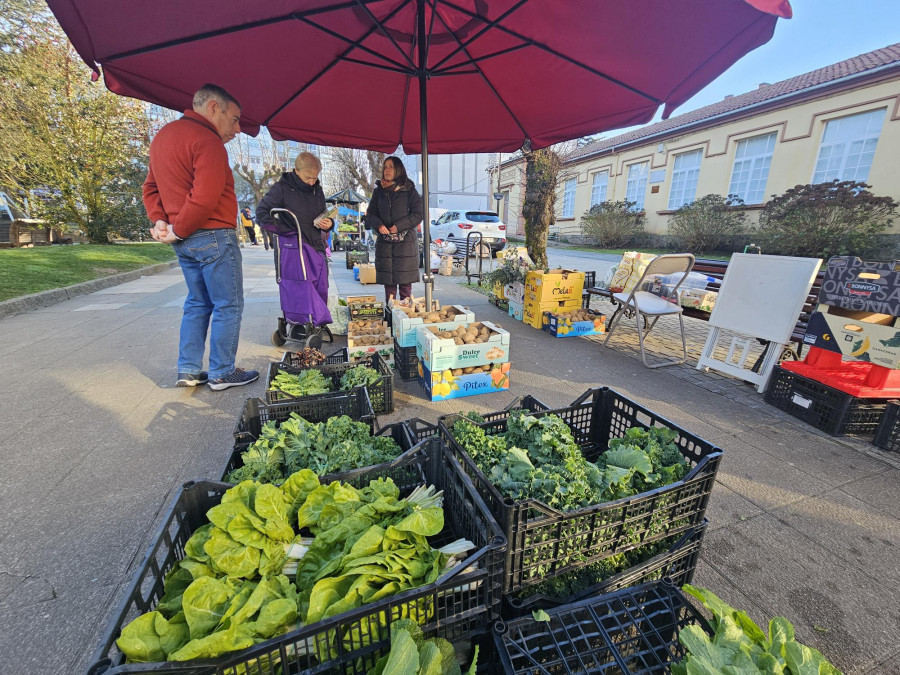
[[234, 391, 375, 446], [438, 387, 722, 593], [503, 520, 707, 619], [222, 415, 416, 484], [86, 439, 505, 675], [405, 395, 552, 445], [495, 580, 842, 675], [267, 352, 394, 414]]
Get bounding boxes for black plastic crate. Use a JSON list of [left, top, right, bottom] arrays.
[[86, 439, 506, 675], [438, 387, 722, 593], [405, 395, 553, 445], [345, 249, 369, 269], [393, 339, 420, 381], [222, 420, 417, 484], [494, 580, 710, 675], [503, 520, 707, 619], [266, 352, 394, 414], [281, 346, 349, 368], [233, 390, 375, 445], [765, 366, 889, 436], [873, 400, 900, 452]]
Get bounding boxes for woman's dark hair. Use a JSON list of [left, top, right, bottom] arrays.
[[383, 156, 409, 186]]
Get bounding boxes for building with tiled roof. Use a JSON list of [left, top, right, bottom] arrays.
[[497, 43, 900, 247]]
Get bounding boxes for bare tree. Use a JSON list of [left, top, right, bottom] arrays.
[[229, 134, 295, 204], [329, 147, 384, 196]]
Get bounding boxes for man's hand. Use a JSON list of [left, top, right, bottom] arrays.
[[152, 220, 179, 243], [378, 225, 390, 235], [314, 217, 333, 230], [388, 226, 398, 234]]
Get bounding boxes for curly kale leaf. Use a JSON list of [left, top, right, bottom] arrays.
[[340, 365, 382, 391]]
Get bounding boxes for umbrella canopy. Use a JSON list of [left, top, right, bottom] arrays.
[[325, 188, 368, 205], [46, 0, 790, 307], [48, 0, 790, 153], [337, 206, 360, 217]]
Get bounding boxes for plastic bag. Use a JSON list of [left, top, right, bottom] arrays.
[[327, 294, 349, 335]]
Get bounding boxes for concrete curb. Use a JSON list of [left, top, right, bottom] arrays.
[[0, 260, 180, 320]]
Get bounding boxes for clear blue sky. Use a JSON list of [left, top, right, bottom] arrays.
[[610, 0, 900, 136]]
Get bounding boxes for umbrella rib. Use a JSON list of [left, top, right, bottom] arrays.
[[264, 0, 412, 126], [341, 56, 411, 74], [440, 0, 663, 105], [298, 15, 414, 73], [353, 0, 417, 70], [430, 0, 531, 72], [101, 0, 381, 62], [427, 0, 529, 140], [435, 43, 530, 72]]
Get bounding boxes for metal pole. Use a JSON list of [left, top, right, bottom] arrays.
[[417, 0, 433, 310]]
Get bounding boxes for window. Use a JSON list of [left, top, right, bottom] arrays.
[[625, 162, 649, 211], [668, 149, 702, 210], [728, 133, 776, 204], [465, 212, 500, 222], [813, 108, 886, 183], [561, 178, 576, 218], [590, 171, 608, 206]]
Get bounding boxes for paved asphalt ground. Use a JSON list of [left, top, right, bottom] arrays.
[[1, 244, 898, 674]]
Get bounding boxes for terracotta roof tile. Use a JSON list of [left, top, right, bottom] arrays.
[[566, 43, 900, 162]]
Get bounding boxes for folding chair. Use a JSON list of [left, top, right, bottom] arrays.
[[603, 254, 695, 368]]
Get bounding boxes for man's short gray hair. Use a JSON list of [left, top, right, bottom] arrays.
[[193, 84, 241, 112]]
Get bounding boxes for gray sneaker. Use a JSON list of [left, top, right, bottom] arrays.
[[176, 371, 208, 387], [208, 368, 259, 391]]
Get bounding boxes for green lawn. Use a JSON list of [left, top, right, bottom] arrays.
[[0, 243, 176, 302]]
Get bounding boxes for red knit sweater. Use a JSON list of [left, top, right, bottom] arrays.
[[143, 110, 236, 239]]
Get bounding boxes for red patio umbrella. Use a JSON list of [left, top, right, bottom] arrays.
[[46, 0, 791, 306]]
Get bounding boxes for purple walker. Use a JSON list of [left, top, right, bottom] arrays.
[[270, 208, 334, 349]]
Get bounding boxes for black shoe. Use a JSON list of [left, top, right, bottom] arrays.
[[176, 371, 208, 387], [208, 368, 259, 391]]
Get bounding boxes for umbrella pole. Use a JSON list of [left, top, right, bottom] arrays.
[[417, 0, 433, 311]]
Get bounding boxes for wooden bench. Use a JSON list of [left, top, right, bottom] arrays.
[[584, 257, 825, 357]]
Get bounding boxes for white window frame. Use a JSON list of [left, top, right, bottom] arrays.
[[625, 162, 649, 211], [561, 177, 576, 218], [667, 149, 703, 210], [590, 171, 609, 207], [812, 108, 886, 184], [728, 133, 777, 204]]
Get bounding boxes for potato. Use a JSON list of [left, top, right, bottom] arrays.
[[454, 337, 464, 345], [453, 368, 463, 376]]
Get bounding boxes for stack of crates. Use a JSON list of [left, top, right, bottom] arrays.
[[522, 269, 585, 329], [505, 281, 525, 321], [766, 256, 899, 436]]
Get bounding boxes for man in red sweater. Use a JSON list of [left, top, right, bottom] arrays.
[[143, 84, 258, 390]]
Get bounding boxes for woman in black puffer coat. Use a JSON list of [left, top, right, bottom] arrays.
[[366, 156, 423, 301]]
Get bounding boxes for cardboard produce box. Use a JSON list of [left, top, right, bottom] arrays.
[[504, 281, 525, 304], [804, 306, 900, 369], [525, 269, 585, 303], [416, 321, 510, 372], [817, 256, 900, 315], [392, 304, 475, 348], [347, 334, 394, 365], [523, 298, 581, 329], [346, 295, 384, 320], [420, 362, 511, 401], [543, 308, 605, 337], [348, 319, 390, 338], [508, 300, 524, 322], [357, 263, 377, 285], [679, 288, 717, 313]]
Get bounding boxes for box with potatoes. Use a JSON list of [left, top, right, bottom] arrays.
[[543, 308, 606, 337], [416, 320, 510, 374], [420, 361, 511, 401], [392, 303, 475, 347], [347, 320, 394, 365]]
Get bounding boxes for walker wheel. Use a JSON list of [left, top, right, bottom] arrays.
[[271, 331, 286, 347]]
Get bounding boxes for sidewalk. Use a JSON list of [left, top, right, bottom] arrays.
[[0, 245, 897, 674]]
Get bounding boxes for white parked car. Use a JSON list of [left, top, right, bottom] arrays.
[[430, 209, 507, 256]]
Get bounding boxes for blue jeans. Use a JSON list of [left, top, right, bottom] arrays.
[[173, 228, 244, 379]]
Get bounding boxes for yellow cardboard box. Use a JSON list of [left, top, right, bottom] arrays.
[[525, 269, 585, 303], [523, 298, 581, 329]]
